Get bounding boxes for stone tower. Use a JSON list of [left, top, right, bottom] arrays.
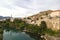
[[10, 14, 14, 22]]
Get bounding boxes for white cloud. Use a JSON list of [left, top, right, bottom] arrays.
[[0, 0, 60, 17], [0, 7, 11, 16], [0, 0, 29, 17]]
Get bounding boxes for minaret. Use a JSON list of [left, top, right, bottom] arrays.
[[10, 14, 14, 22], [11, 14, 12, 18]]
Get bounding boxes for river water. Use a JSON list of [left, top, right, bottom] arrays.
[[3, 30, 35, 40]]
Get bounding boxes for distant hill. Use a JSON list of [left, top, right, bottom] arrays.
[[0, 16, 11, 19]]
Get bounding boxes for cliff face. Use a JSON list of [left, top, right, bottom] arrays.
[[24, 10, 60, 31]]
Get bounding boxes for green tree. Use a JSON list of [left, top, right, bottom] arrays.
[[39, 21, 47, 34]]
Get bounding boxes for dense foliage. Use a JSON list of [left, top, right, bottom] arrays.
[[0, 18, 59, 36]]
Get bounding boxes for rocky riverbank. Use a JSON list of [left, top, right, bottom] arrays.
[[44, 34, 60, 40]]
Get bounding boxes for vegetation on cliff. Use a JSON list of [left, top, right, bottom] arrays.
[[0, 18, 59, 36]]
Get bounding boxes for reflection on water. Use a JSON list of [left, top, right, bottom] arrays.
[[0, 28, 34, 40], [2, 30, 35, 40], [0, 28, 43, 40], [0, 28, 36, 40]]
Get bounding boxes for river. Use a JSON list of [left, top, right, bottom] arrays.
[[3, 30, 35, 40]]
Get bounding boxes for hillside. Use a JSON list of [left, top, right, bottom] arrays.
[[27, 10, 60, 19], [24, 10, 60, 31], [0, 16, 11, 19]]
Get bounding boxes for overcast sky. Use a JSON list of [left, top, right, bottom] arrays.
[[0, 0, 60, 17]]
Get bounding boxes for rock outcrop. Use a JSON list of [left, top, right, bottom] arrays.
[[24, 10, 60, 31]]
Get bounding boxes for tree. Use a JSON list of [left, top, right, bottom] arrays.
[[39, 21, 47, 34]]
